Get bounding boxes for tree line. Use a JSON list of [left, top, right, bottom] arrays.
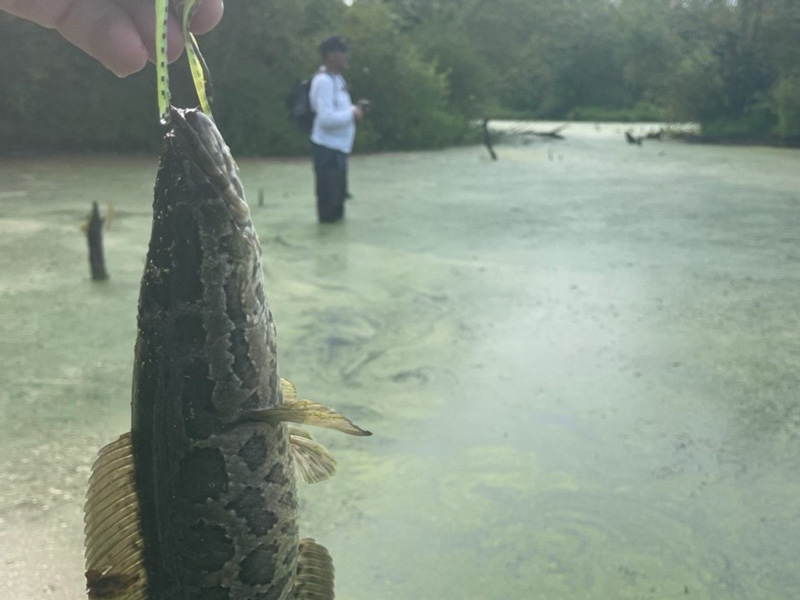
[[1, 0, 798, 155]]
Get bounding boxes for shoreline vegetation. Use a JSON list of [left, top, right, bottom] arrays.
[[1, 1, 798, 155]]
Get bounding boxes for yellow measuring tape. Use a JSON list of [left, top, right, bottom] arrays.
[[156, 0, 214, 124]]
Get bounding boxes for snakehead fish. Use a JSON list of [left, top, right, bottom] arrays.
[[84, 108, 370, 600]]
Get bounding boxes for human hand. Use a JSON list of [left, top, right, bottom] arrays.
[[0, 0, 223, 77], [353, 99, 371, 122]]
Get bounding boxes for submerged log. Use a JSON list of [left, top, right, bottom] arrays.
[[503, 123, 568, 140], [85, 202, 108, 281]]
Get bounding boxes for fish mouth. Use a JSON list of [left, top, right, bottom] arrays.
[[169, 107, 250, 224]]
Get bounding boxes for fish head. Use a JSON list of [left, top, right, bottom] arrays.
[[169, 107, 251, 226], [148, 108, 264, 320]]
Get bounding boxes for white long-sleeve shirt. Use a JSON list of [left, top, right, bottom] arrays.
[[309, 68, 356, 154]]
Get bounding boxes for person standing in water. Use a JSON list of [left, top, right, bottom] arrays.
[[309, 35, 369, 223]]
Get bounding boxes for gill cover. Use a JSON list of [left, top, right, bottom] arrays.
[[170, 108, 250, 224]]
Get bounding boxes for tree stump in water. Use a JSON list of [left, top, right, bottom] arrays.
[[482, 118, 498, 161], [85, 202, 108, 281]]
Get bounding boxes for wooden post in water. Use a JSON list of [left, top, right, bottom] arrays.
[[85, 202, 109, 281], [482, 118, 498, 161]]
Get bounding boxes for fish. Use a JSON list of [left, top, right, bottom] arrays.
[[83, 107, 370, 600]]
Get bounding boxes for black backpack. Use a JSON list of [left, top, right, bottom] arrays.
[[286, 76, 315, 134], [287, 72, 336, 134]]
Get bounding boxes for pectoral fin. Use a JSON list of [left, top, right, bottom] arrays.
[[289, 427, 337, 484], [84, 432, 147, 600], [242, 399, 372, 437], [294, 538, 335, 600]]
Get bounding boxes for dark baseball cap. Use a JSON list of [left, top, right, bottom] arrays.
[[319, 35, 350, 55]]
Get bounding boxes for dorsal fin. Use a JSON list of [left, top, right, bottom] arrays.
[[84, 432, 148, 600], [294, 538, 335, 600]]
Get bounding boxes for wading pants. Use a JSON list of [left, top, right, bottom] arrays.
[[312, 143, 347, 223]]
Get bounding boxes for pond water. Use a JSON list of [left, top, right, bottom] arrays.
[[0, 123, 798, 599]]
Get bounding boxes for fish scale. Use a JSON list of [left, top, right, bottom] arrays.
[[133, 108, 296, 600], [84, 108, 370, 600]]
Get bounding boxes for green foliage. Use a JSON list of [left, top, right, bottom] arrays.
[[701, 109, 777, 142], [660, 48, 727, 123], [619, 0, 795, 142], [0, 16, 158, 153], [772, 74, 800, 138], [1, 0, 799, 152], [342, 1, 469, 149], [568, 103, 665, 123], [408, 29, 493, 118]]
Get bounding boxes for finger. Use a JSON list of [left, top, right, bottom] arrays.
[[0, 0, 85, 28], [188, 0, 223, 35], [16, 0, 150, 77], [120, 0, 185, 64]]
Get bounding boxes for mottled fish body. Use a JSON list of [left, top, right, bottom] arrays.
[[84, 108, 369, 600]]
